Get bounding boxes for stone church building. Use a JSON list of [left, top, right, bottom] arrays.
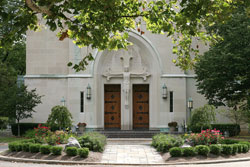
[[24, 28, 213, 131]]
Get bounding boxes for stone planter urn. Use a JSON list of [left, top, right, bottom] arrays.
[[168, 122, 178, 133], [77, 122, 87, 133]]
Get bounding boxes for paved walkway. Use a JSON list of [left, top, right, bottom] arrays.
[[101, 144, 164, 164]]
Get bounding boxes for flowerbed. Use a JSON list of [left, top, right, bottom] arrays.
[[153, 129, 250, 160]]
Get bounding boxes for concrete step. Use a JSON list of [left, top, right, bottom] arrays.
[[97, 130, 161, 138]]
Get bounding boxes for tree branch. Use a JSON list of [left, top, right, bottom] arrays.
[[25, 0, 53, 16]]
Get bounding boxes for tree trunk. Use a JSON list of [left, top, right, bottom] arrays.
[[17, 119, 20, 137]]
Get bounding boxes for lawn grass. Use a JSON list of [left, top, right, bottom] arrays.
[[0, 137, 26, 143]]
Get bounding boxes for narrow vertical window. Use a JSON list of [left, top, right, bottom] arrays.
[[170, 91, 173, 112], [80, 92, 84, 113]]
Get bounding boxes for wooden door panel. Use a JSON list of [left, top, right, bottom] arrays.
[[133, 85, 149, 129], [104, 85, 121, 129]]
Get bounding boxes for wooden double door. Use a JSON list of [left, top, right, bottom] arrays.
[[104, 84, 149, 130], [133, 85, 149, 129]]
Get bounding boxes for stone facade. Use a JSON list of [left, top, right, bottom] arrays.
[[24, 27, 230, 131]]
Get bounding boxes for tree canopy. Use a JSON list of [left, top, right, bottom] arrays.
[[194, 5, 250, 108], [0, 0, 246, 71]]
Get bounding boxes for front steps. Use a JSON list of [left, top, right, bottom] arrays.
[[97, 130, 161, 138]]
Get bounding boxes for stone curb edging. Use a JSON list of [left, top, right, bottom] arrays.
[[1, 150, 250, 166]]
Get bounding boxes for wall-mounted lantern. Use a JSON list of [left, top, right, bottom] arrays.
[[162, 84, 168, 99], [187, 97, 193, 109], [61, 96, 66, 106], [86, 84, 91, 99]]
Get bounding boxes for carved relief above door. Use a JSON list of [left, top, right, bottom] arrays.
[[104, 85, 121, 129], [133, 85, 149, 129]]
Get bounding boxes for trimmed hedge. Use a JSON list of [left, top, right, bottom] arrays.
[[182, 147, 196, 156], [189, 124, 240, 136], [209, 144, 222, 155], [242, 144, 249, 153], [195, 145, 210, 156], [220, 139, 239, 144], [169, 147, 182, 157], [11, 123, 42, 136], [211, 124, 240, 137], [40, 145, 51, 154], [65, 147, 78, 156], [29, 144, 41, 153], [221, 145, 233, 155], [11, 123, 60, 136], [51, 146, 63, 155], [14, 142, 23, 152], [232, 145, 238, 155], [8, 142, 17, 152], [236, 144, 243, 153], [78, 148, 89, 158], [78, 132, 107, 152], [22, 143, 31, 152]]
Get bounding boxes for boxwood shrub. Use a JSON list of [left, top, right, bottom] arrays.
[[238, 141, 250, 149], [209, 144, 222, 155], [221, 145, 233, 155], [242, 144, 249, 153], [236, 144, 243, 153], [14, 142, 23, 152], [182, 147, 196, 156], [29, 144, 41, 153], [8, 142, 17, 152], [51, 146, 63, 155], [169, 147, 182, 157], [195, 145, 210, 156], [65, 147, 78, 156], [78, 148, 89, 158], [78, 132, 107, 152], [232, 145, 238, 155], [22, 143, 31, 152], [40, 145, 51, 154]]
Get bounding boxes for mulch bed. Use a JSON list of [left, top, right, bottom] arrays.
[[161, 151, 250, 163], [3, 151, 102, 162]]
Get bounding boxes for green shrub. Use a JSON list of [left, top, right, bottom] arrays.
[[209, 144, 222, 155], [40, 145, 51, 154], [51, 146, 63, 155], [211, 124, 240, 137], [78, 132, 107, 152], [14, 142, 23, 152], [78, 148, 89, 158], [232, 145, 238, 155], [242, 144, 249, 153], [22, 143, 31, 152], [189, 105, 216, 133], [29, 144, 41, 153], [8, 142, 17, 152], [47, 106, 73, 130], [182, 147, 196, 156], [151, 133, 184, 153], [221, 145, 233, 155], [24, 129, 36, 138], [65, 147, 78, 156], [220, 139, 239, 144], [21, 139, 36, 143], [195, 145, 210, 156], [0, 117, 8, 130], [236, 144, 243, 153], [169, 147, 182, 157], [11, 123, 44, 136], [238, 141, 250, 149]]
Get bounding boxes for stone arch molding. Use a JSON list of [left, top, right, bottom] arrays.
[[92, 30, 163, 76]]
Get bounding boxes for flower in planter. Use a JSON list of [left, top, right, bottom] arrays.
[[77, 122, 87, 127], [168, 122, 178, 127]]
